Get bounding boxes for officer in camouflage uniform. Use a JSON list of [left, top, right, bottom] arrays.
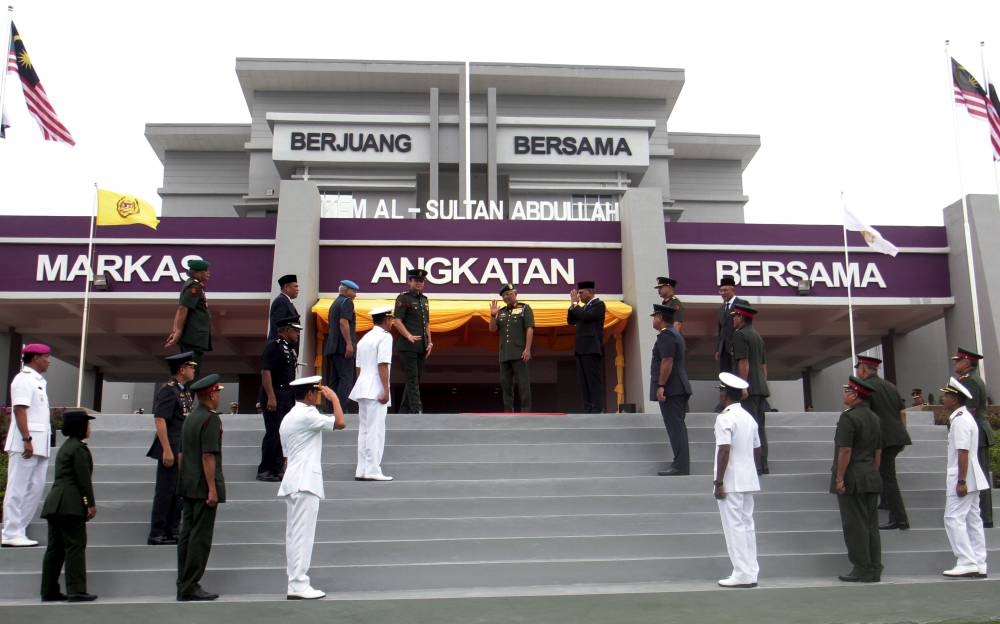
[[393, 269, 432, 413], [654, 276, 684, 333], [165, 258, 212, 363], [489, 283, 535, 412], [952, 348, 995, 528]]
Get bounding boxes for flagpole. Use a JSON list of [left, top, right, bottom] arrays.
[[0, 6, 13, 130], [840, 193, 858, 360], [75, 183, 97, 406], [945, 41, 988, 382], [982, 41, 1000, 206]]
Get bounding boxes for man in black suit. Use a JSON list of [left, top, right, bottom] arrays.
[[568, 280, 607, 413], [267, 274, 300, 341], [716, 277, 749, 374]]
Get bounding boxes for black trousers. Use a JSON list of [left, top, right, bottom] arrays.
[[718, 348, 735, 374], [398, 350, 425, 413], [659, 396, 690, 473], [325, 354, 357, 413], [500, 359, 531, 412], [575, 353, 604, 413], [742, 395, 769, 468], [149, 459, 183, 538], [178, 342, 205, 364], [879, 445, 909, 525], [40, 515, 88, 597], [836, 492, 882, 579], [177, 497, 217, 597], [978, 445, 993, 524], [258, 394, 293, 475]]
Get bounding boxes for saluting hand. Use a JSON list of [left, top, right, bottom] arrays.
[[490, 300, 499, 317], [569, 289, 580, 304]]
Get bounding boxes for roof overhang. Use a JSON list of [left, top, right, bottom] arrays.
[[668, 132, 761, 171], [144, 124, 251, 163]]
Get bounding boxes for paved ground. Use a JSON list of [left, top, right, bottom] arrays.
[[5, 578, 997, 624]]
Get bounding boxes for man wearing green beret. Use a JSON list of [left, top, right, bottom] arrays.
[[175, 374, 225, 601], [489, 284, 534, 412], [165, 258, 212, 363]]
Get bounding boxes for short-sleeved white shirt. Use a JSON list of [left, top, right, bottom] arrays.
[[713, 402, 761, 493], [4, 367, 51, 457], [947, 406, 988, 493], [349, 326, 393, 404]]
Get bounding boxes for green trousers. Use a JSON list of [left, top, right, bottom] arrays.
[[40, 515, 88, 597], [397, 350, 425, 413], [837, 492, 882, 579], [176, 498, 217, 597], [500, 359, 531, 412]]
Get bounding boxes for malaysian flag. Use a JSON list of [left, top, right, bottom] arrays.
[[952, 57, 988, 120], [988, 83, 1000, 161], [7, 23, 75, 145]]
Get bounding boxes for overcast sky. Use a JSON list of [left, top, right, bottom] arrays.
[[1, 0, 998, 225]]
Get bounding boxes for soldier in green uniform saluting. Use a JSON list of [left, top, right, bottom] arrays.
[[175, 374, 225, 602], [165, 258, 212, 363], [393, 268, 432, 413], [40, 409, 97, 602], [489, 283, 535, 412], [952, 348, 995, 528]]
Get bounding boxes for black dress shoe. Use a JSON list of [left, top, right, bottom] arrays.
[[256, 472, 281, 482], [147, 535, 178, 545], [41, 593, 68, 602], [657, 468, 688, 476], [178, 588, 219, 601], [879, 522, 910, 530], [757, 467, 770, 475], [66, 593, 98, 602], [984, 521, 994, 528]]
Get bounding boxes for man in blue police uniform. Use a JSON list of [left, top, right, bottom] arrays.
[[146, 352, 197, 545], [393, 269, 432, 413], [323, 279, 359, 412], [568, 280, 607, 413], [258, 316, 301, 482], [165, 258, 212, 363], [267, 274, 300, 341], [650, 304, 691, 476]]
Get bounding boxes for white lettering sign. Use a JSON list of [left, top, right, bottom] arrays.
[[323, 199, 619, 222], [715, 260, 887, 289], [372, 257, 575, 286], [36, 254, 204, 283]]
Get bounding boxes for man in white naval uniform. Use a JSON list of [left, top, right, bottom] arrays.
[[3, 343, 53, 547], [713, 372, 762, 588], [350, 305, 395, 481], [939, 377, 989, 578], [277, 376, 346, 599]]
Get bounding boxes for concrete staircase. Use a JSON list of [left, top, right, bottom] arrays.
[[0, 409, 993, 601]]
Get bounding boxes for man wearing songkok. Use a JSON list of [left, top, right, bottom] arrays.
[[278, 376, 346, 600], [713, 372, 762, 588], [351, 305, 395, 481]]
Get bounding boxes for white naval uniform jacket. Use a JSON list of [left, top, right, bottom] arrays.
[[713, 402, 761, 493], [277, 401, 336, 499], [349, 325, 393, 404], [947, 406, 988, 493], [4, 367, 51, 457]]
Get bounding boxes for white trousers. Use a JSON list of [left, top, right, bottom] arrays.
[[2, 452, 49, 541], [356, 399, 388, 478], [285, 491, 320, 592], [944, 492, 988, 569], [717, 491, 759, 582]]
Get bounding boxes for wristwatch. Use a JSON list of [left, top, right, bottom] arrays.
[[713, 480, 724, 487], [21, 436, 31, 442], [958, 480, 966, 485]]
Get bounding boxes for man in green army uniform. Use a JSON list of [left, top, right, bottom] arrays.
[[731, 303, 770, 474], [40, 409, 97, 602], [176, 374, 226, 601], [854, 354, 912, 531], [654, 276, 684, 333], [165, 258, 212, 363], [831, 376, 883, 583], [489, 284, 535, 412], [392, 268, 432, 413], [952, 348, 995, 528]]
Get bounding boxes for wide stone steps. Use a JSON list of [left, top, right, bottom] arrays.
[[1, 409, 992, 603]]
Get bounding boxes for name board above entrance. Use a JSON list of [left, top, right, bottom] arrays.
[[272, 122, 430, 164], [498, 125, 650, 168]]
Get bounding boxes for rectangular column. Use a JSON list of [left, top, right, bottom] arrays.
[[487, 87, 497, 204], [458, 69, 468, 203], [429, 88, 439, 203]]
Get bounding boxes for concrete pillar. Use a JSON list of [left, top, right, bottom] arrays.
[[274, 181, 321, 376], [429, 88, 439, 202], [487, 87, 497, 204], [458, 70, 468, 204], [620, 188, 670, 413]]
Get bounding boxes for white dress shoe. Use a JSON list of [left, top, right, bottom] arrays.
[[717, 576, 757, 588], [364, 474, 393, 481], [287, 587, 326, 600], [1, 536, 39, 547], [943, 564, 982, 577]]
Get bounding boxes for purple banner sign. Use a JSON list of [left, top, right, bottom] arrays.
[[0, 216, 277, 239], [669, 249, 951, 297], [320, 218, 621, 244], [666, 222, 948, 248], [0, 243, 274, 293], [320, 246, 623, 295]]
